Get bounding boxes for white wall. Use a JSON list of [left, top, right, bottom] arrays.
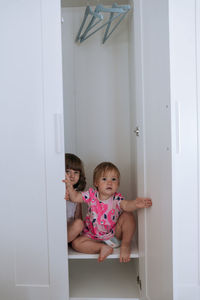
[[62, 7, 135, 199]]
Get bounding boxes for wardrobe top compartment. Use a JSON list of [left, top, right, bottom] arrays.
[[61, 0, 131, 8]]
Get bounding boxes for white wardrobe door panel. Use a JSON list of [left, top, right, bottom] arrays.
[[139, 0, 173, 299], [0, 1, 68, 299], [170, 0, 200, 299], [1, 0, 49, 286], [130, 0, 147, 298]]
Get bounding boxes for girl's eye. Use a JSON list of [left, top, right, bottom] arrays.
[[74, 171, 80, 175], [112, 178, 117, 181], [66, 170, 70, 174], [102, 177, 107, 181]]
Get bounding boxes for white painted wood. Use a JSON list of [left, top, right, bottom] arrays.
[[70, 298, 138, 300], [1, 1, 200, 300], [138, 0, 173, 299], [0, 1, 68, 299], [68, 240, 138, 259], [69, 259, 139, 298], [130, 0, 147, 298], [169, 0, 200, 299], [197, 0, 200, 295], [61, 5, 140, 299]]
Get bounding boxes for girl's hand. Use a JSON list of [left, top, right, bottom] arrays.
[[135, 197, 152, 208], [65, 189, 69, 201], [62, 174, 72, 200], [62, 174, 83, 203], [62, 174, 73, 188]]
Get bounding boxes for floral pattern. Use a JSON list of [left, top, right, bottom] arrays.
[[81, 188, 124, 240]]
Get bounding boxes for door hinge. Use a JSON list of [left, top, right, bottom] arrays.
[[134, 126, 140, 137], [137, 275, 142, 290]]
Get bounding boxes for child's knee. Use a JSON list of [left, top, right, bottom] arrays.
[[127, 212, 135, 222], [121, 212, 136, 226], [127, 212, 136, 226], [71, 235, 83, 250], [71, 238, 79, 250]]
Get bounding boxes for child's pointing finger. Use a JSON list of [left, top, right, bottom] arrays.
[[62, 174, 73, 188]]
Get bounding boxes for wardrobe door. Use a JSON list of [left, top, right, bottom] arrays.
[[170, 0, 200, 299], [0, 1, 68, 300], [135, 0, 173, 299]]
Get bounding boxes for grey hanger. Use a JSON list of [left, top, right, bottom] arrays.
[[102, 3, 130, 44], [75, 6, 103, 42], [76, 3, 130, 44]]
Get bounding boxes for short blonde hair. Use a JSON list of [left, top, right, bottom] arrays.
[[93, 162, 120, 188]]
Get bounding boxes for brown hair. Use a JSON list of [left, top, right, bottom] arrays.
[[65, 153, 86, 191], [93, 162, 120, 188]]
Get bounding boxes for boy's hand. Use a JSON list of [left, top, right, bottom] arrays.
[[135, 197, 152, 208]]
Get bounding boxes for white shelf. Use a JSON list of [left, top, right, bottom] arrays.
[[68, 241, 138, 259], [70, 298, 139, 300]]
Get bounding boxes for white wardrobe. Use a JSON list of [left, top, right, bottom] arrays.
[[1, 0, 200, 300]]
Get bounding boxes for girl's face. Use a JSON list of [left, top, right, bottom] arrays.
[[95, 170, 119, 200], [66, 169, 80, 186]]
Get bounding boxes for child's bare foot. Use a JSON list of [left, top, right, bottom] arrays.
[[120, 244, 131, 263], [98, 245, 113, 262]]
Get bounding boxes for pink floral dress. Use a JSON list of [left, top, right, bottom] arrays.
[[81, 188, 124, 241]]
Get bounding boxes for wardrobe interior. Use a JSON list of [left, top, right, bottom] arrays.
[[61, 0, 140, 298]]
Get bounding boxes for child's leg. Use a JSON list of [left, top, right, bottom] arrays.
[[72, 235, 113, 262], [67, 219, 84, 243], [115, 212, 136, 263]]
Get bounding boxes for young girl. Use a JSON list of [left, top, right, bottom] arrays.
[[63, 161, 152, 262], [65, 153, 86, 243]]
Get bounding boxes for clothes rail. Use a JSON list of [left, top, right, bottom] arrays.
[[76, 2, 131, 44]]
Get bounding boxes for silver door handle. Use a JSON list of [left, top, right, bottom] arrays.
[[134, 127, 140, 136]]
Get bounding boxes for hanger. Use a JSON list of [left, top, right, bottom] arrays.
[[76, 3, 131, 44], [102, 3, 130, 44], [75, 6, 103, 42], [78, 3, 130, 43]]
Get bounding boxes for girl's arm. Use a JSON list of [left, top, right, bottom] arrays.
[[120, 197, 152, 212], [74, 203, 82, 219], [62, 176, 83, 203]]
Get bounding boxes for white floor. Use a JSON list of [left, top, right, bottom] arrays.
[[69, 259, 140, 299]]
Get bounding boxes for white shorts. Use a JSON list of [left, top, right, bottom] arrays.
[[104, 236, 121, 248]]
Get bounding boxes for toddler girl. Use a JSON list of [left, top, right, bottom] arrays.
[[65, 153, 86, 243], [63, 161, 152, 262]]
